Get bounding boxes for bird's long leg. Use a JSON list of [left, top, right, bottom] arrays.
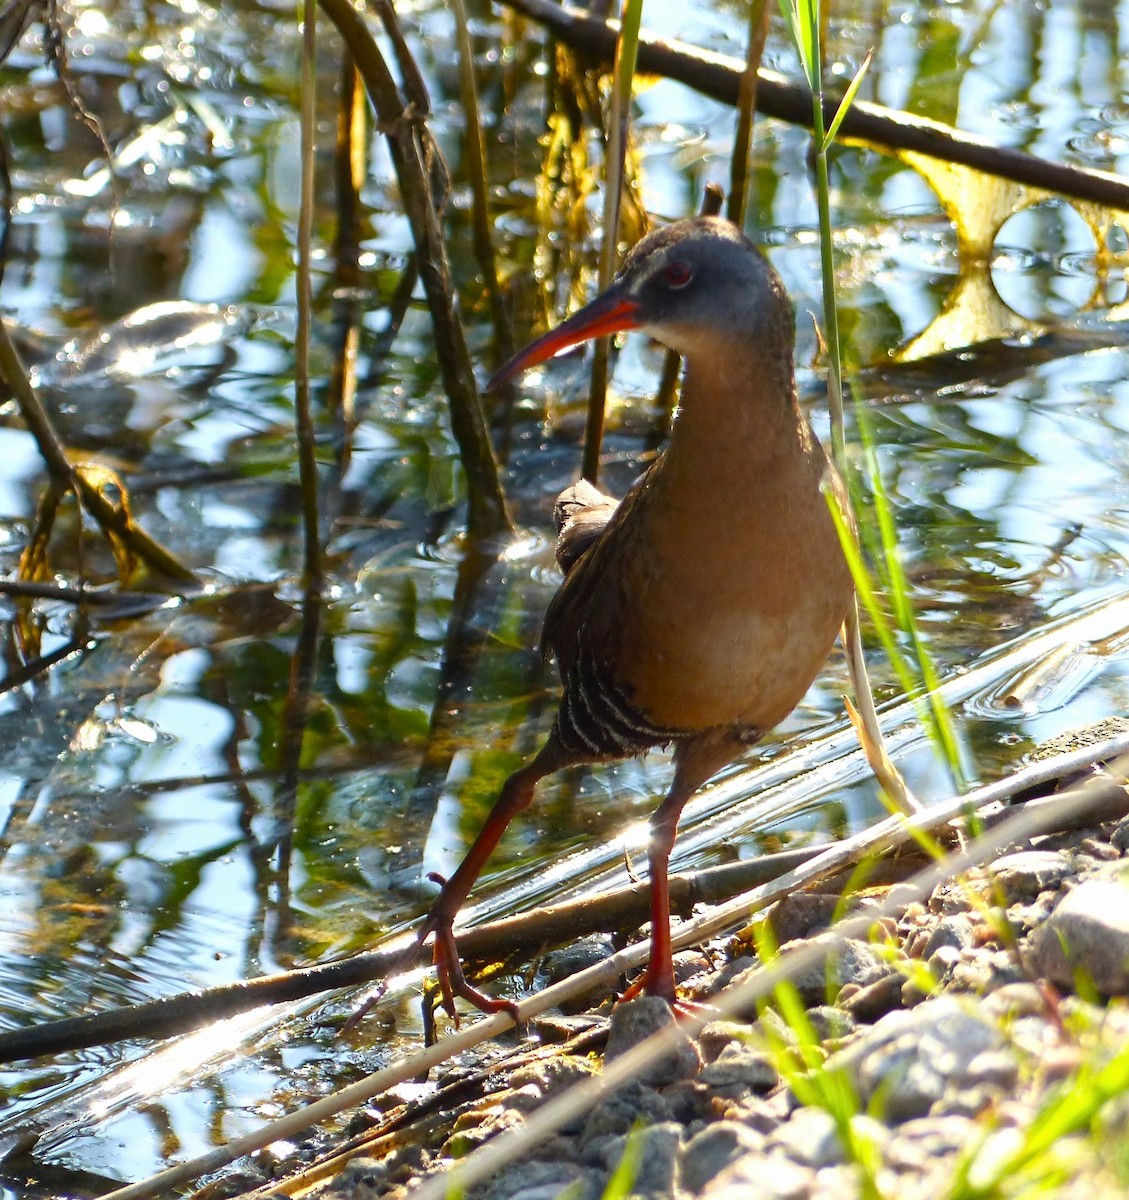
[[419, 737, 574, 1023], [622, 733, 748, 1003]]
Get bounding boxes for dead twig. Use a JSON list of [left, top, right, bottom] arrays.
[[4, 728, 1128, 1066], [0, 317, 196, 586], [318, 0, 513, 542], [506, 0, 1129, 213]]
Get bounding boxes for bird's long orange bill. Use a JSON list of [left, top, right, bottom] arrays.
[[486, 292, 640, 391]]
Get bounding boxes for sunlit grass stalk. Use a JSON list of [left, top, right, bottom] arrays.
[[856, 411, 969, 788], [295, 0, 322, 586], [753, 924, 884, 1197], [782, 0, 935, 811], [582, 0, 644, 483]]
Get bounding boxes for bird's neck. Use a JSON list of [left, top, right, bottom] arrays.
[[661, 340, 820, 486]]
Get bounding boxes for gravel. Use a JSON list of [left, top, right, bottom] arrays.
[[312, 762, 1129, 1200]]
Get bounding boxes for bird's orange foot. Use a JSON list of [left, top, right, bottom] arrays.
[[423, 917, 521, 1045], [618, 965, 719, 1024], [618, 963, 675, 1006]]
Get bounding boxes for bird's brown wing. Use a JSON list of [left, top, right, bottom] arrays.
[[539, 469, 685, 760], [552, 479, 619, 576]]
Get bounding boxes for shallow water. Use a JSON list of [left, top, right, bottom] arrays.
[[1, 0, 1129, 1190]]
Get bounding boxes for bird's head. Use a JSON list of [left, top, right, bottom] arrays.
[[487, 216, 791, 390]]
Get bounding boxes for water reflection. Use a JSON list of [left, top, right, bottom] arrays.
[[0, 0, 1129, 1189]]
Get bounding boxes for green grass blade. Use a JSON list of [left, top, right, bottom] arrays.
[[824, 48, 873, 149]]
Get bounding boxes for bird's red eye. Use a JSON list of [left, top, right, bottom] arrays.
[[664, 260, 693, 288]]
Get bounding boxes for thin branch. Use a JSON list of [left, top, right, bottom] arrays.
[[4, 729, 1128, 1065], [506, 0, 1129, 212], [0, 317, 196, 585], [318, 0, 513, 542]]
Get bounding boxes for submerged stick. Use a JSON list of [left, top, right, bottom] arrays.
[[0, 845, 821, 1063], [318, 0, 513, 542], [4, 729, 1128, 1065], [96, 744, 1129, 1200], [0, 317, 196, 586], [506, 0, 1129, 213]]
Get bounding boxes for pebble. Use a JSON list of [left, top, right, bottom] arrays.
[[537, 936, 618, 1013], [598, 1121, 681, 1197], [921, 913, 977, 960], [313, 738, 1129, 1200], [766, 891, 843, 944], [988, 850, 1072, 903], [697, 1020, 750, 1063], [839, 970, 904, 1021], [697, 1042, 779, 1099], [767, 1105, 843, 1168], [475, 1160, 603, 1200], [603, 995, 700, 1086], [786, 937, 889, 1004], [1026, 878, 1129, 995], [1111, 815, 1129, 853], [580, 1079, 671, 1149], [700, 1152, 814, 1200], [828, 996, 1005, 1122], [678, 1121, 767, 1192]]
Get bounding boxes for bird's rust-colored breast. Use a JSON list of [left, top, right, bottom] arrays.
[[544, 357, 853, 743]]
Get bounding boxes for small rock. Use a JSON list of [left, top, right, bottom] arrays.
[[936, 1083, 1009, 1119], [661, 1078, 713, 1124], [701, 1152, 814, 1200], [600, 1121, 681, 1197], [580, 1079, 671, 1148], [528, 1013, 608, 1044], [965, 1127, 1027, 1192], [498, 1056, 601, 1132], [839, 971, 904, 1022], [1078, 836, 1119, 862], [811, 1163, 867, 1200], [766, 892, 842, 944], [679, 1121, 767, 1192], [989, 850, 1072, 903], [922, 914, 976, 960], [328, 1155, 387, 1197], [538, 937, 618, 1013], [964, 1049, 1021, 1091], [806, 1005, 856, 1042], [929, 883, 974, 915], [698, 1042, 779, 1099], [786, 937, 889, 1005], [828, 996, 1005, 1122], [1111, 816, 1129, 854], [603, 996, 700, 1086], [768, 1106, 843, 1168], [981, 981, 1047, 1019], [733, 1089, 794, 1135], [698, 1019, 752, 1063], [885, 1114, 977, 1171], [945, 948, 1027, 995], [509, 1055, 601, 1101], [444, 1107, 524, 1157], [475, 1160, 603, 1200], [1026, 877, 1129, 995]]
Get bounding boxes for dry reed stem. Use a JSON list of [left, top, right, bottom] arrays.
[[96, 736, 1129, 1200]]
